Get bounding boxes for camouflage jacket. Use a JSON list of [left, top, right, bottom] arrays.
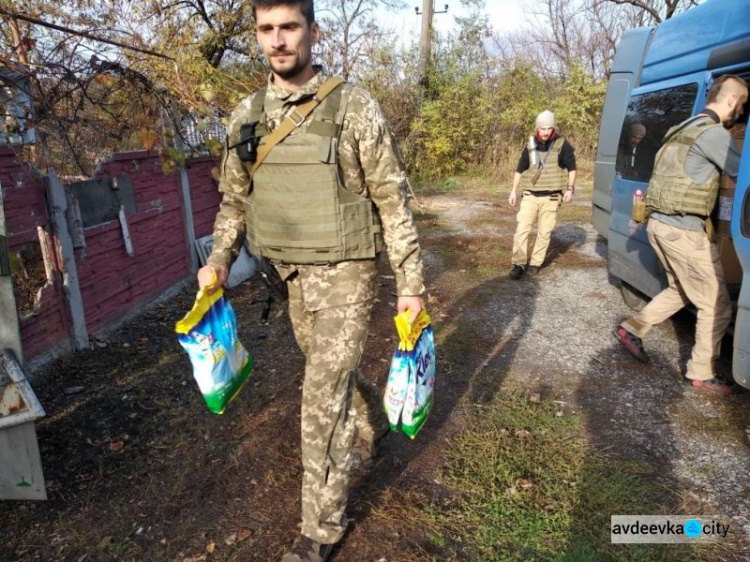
[[208, 71, 425, 303]]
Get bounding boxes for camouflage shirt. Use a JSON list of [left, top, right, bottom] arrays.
[[208, 70, 425, 302]]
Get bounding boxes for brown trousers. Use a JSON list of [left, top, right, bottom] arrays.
[[511, 192, 560, 267], [621, 219, 732, 380]]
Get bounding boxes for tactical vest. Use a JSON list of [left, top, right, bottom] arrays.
[[243, 83, 383, 264], [521, 138, 567, 191], [645, 119, 722, 217]]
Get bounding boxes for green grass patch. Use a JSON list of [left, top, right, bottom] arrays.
[[414, 393, 727, 561], [418, 175, 503, 193], [434, 177, 462, 192]]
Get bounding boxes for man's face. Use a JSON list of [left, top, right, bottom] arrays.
[[537, 126, 554, 141], [628, 135, 644, 146], [256, 4, 319, 81], [726, 90, 748, 128]]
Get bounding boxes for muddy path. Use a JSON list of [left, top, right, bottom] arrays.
[[2, 187, 750, 561]]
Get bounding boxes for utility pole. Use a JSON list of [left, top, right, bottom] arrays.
[[416, 1, 448, 94], [417, 0, 433, 88]]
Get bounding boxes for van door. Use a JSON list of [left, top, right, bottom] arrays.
[[592, 27, 654, 238], [607, 80, 701, 300], [732, 127, 750, 388]]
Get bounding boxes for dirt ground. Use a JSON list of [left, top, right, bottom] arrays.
[[2, 186, 750, 561]]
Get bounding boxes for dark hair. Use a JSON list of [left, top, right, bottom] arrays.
[[707, 74, 748, 103], [251, 0, 315, 24]]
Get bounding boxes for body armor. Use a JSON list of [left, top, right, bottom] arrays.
[[645, 120, 723, 217], [243, 83, 383, 264], [522, 138, 567, 191]]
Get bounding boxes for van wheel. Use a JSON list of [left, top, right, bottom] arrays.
[[621, 281, 648, 311]]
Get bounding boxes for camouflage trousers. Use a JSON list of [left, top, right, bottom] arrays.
[[286, 274, 389, 544]]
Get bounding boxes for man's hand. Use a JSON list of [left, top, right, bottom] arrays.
[[508, 191, 518, 207], [197, 263, 228, 293], [563, 190, 573, 204], [397, 295, 423, 323]]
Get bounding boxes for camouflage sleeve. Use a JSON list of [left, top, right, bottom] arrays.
[[207, 105, 253, 270], [343, 88, 425, 296]]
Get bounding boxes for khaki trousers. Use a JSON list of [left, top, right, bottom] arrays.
[[621, 219, 732, 380], [511, 192, 560, 267], [287, 275, 389, 544]]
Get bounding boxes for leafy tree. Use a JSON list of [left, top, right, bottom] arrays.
[[551, 61, 607, 156]]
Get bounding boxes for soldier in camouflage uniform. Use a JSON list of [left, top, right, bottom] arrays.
[[196, 1, 425, 560]]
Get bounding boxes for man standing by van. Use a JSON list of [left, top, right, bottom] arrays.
[[508, 110, 577, 279], [196, 0, 425, 560], [614, 74, 748, 394]]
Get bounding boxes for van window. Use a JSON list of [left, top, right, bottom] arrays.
[[616, 83, 698, 182]]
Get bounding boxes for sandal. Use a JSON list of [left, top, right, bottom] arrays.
[[685, 377, 732, 395], [613, 326, 648, 363]]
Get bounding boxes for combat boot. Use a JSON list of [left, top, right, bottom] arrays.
[[525, 265, 540, 277], [350, 425, 389, 470], [281, 535, 334, 562], [509, 264, 524, 280]]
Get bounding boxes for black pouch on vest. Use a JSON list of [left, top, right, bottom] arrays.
[[236, 121, 260, 163], [257, 257, 288, 302]]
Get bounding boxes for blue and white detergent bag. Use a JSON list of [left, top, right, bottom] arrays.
[[175, 288, 253, 414], [384, 309, 436, 438]]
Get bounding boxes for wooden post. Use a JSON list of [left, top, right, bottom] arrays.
[[118, 206, 135, 257]]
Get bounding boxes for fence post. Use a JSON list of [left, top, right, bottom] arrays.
[[46, 170, 88, 350], [178, 167, 198, 273], [0, 179, 23, 363]]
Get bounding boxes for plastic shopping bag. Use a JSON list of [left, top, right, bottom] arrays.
[[384, 309, 436, 439], [175, 288, 253, 414]]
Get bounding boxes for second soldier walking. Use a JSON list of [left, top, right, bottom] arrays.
[[507, 110, 577, 279]]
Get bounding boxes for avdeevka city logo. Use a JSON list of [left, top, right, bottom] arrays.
[[684, 519, 702, 538]]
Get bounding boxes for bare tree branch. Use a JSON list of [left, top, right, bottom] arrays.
[[0, 7, 174, 59]]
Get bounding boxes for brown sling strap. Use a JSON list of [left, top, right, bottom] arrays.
[[251, 77, 345, 175]]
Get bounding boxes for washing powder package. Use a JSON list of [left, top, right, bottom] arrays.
[[175, 288, 253, 414], [383, 309, 436, 439]]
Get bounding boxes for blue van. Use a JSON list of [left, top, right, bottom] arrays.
[[592, 0, 750, 387]]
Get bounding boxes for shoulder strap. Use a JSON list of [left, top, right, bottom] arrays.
[[539, 139, 557, 169], [251, 77, 346, 174], [249, 88, 270, 137], [661, 115, 710, 145], [307, 85, 346, 138], [249, 88, 266, 123]]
